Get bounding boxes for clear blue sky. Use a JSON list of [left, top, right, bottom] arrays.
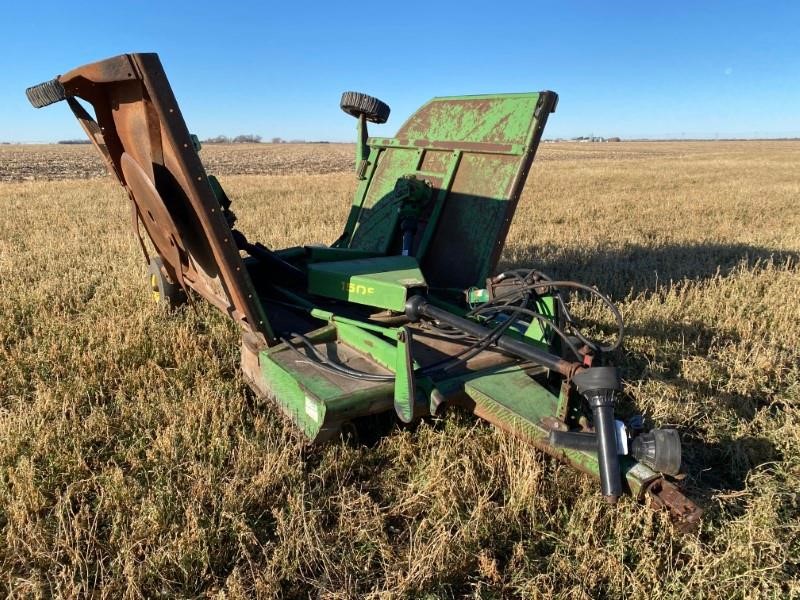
[[2, 1, 799, 142]]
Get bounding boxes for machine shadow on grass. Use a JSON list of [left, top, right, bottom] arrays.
[[502, 241, 800, 300]]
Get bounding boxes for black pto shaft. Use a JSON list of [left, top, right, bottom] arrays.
[[404, 295, 580, 378], [572, 367, 624, 503], [550, 428, 683, 477]]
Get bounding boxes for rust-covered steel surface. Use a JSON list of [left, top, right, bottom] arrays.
[[646, 478, 703, 531], [42, 53, 272, 340]]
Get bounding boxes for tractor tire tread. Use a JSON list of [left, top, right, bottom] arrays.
[[26, 79, 67, 108], [340, 91, 390, 124]]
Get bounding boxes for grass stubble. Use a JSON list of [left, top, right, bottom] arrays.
[[0, 142, 799, 598]]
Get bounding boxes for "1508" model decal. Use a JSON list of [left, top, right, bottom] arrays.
[[341, 282, 375, 295]]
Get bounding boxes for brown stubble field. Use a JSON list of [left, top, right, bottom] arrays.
[[0, 141, 799, 598], [0, 143, 356, 181]]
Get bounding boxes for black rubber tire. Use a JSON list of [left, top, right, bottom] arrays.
[[26, 79, 67, 108], [340, 91, 390, 124], [147, 257, 186, 308]]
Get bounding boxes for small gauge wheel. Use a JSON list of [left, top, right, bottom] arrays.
[[340, 91, 390, 124], [147, 257, 186, 308]]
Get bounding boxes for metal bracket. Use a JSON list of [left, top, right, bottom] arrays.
[[393, 327, 416, 423]]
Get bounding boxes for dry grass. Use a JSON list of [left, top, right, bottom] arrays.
[[1, 142, 799, 598]]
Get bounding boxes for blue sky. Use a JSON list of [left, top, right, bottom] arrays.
[[1, 1, 798, 142]]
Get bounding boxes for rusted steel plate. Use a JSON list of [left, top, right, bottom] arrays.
[[52, 53, 272, 340]]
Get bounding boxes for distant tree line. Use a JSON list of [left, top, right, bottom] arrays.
[[203, 134, 263, 144], [202, 133, 330, 144], [270, 138, 330, 144], [202, 135, 331, 144], [58, 139, 91, 144]]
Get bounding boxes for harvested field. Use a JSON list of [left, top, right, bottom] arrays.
[[1, 141, 799, 598], [0, 143, 355, 182], [3, 140, 792, 182]]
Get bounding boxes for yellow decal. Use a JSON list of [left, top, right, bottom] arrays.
[[342, 282, 375, 296]]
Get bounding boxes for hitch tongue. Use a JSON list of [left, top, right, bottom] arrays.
[[572, 367, 623, 504], [646, 478, 703, 531]]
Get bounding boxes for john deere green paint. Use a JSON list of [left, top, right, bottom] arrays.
[[307, 255, 426, 311]]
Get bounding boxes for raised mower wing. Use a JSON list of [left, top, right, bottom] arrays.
[[337, 92, 558, 290], [26, 53, 272, 340]]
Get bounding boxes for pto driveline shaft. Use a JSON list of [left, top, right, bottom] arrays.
[[404, 295, 581, 379], [549, 430, 598, 451], [406, 295, 624, 503], [589, 397, 622, 503], [572, 367, 624, 503]]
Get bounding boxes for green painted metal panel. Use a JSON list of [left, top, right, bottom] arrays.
[[259, 325, 395, 442], [260, 351, 328, 440], [367, 138, 526, 155], [336, 146, 384, 246], [309, 308, 399, 338], [335, 91, 558, 291], [397, 93, 542, 146], [419, 151, 523, 288], [464, 364, 560, 425], [307, 255, 427, 311], [334, 321, 398, 371], [344, 148, 422, 252], [414, 151, 461, 260], [393, 327, 415, 423], [524, 295, 556, 345]]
